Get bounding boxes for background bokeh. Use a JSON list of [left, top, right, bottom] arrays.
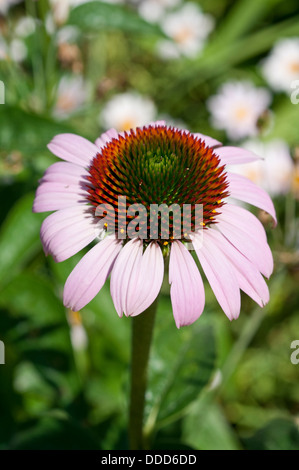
[[0, 0, 299, 450]]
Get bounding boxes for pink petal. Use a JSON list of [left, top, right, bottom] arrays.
[[63, 235, 122, 311], [205, 229, 269, 307], [218, 203, 267, 243], [33, 181, 88, 213], [95, 128, 119, 149], [215, 146, 261, 165], [110, 239, 142, 317], [40, 161, 90, 185], [41, 206, 101, 262], [216, 209, 273, 278], [169, 241, 205, 328], [48, 133, 99, 167], [110, 239, 164, 317], [227, 172, 277, 224], [193, 133, 222, 148], [192, 232, 241, 320], [149, 120, 166, 127], [130, 242, 164, 316]]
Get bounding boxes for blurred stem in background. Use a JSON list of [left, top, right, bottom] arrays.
[[129, 298, 158, 450]]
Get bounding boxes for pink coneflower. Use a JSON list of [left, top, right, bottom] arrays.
[[33, 123, 276, 328]]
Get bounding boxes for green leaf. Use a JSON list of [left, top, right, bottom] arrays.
[[212, 0, 283, 47], [146, 308, 216, 433], [0, 106, 74, 155], [183, 396, 241, 450], [0, 272, 65, 325], [10, 411, 101, 450], [68, 1, 165, 36], [242, 418, 299, 450], [0, 193, 44, 286]]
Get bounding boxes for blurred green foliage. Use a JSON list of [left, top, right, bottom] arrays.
[[0, 0, 299, 450]]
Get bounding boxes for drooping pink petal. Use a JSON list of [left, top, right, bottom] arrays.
[[110, 238, 142, 317], [193, 133, 222, 148], [204, 229, 269, 307], [218, 203, 267, 243], [95, 128, 119, 149], [40, 206, 101, 262], [48, 133, 99, 167], [33, 180, 88, 212], [215, 146, 261, 165], [130, 242, 164, 316], [40, 161, 90, 185], [192, 232, 241, 320], [110, 239, 164, 317], [227, 172, 277, 224], [169, 241, 205, 328], [63, 235, 122, 311], [216, 206, 273, 278]]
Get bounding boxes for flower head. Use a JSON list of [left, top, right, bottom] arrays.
[[207, 81, 272, 140], [261, 38, 299, 93], [34, 122, 276, 328]]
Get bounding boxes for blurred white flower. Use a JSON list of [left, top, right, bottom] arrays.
[[0, 0, 21, 15], [54, 75, 89, 118], [137, 0, 181, 23], [14, 16, 36, 37], [261, 38, 299, 93], [158, 2, 214, 59], [100, 91, 157, 131], [9, 39, 27, 62], [56, 25, 81, 45], [207, 81, 271, 140], [49, 0, 88, 24], [67, 310, 88, 351], [70, 324, 88, 351], [0, 37, 8, 60], [228, 139, 294, 197]]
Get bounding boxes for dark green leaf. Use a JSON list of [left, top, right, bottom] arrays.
[[68, 1, 165, 36], [242, 418, 299, 450], [0, 194, 44, 285]]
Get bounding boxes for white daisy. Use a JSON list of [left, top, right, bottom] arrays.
[[261, 38, 299, 93], [53, 75, 89, 118], [100, 91, 157, 132], [207, 81, 272, 140], [0, 0, 21, 15], [137, 0, 181, 23], [158, 2, 214, 59]]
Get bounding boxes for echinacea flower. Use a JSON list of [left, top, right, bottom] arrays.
[[33, 123, 276, 328], [207, 81, 271, 140]]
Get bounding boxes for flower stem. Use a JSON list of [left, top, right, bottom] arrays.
[[129, 298, 158, 450]]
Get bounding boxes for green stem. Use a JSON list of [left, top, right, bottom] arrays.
[[129, 298, 158, 450]]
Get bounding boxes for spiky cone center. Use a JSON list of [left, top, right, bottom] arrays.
[[87, 125, 229, 245]]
